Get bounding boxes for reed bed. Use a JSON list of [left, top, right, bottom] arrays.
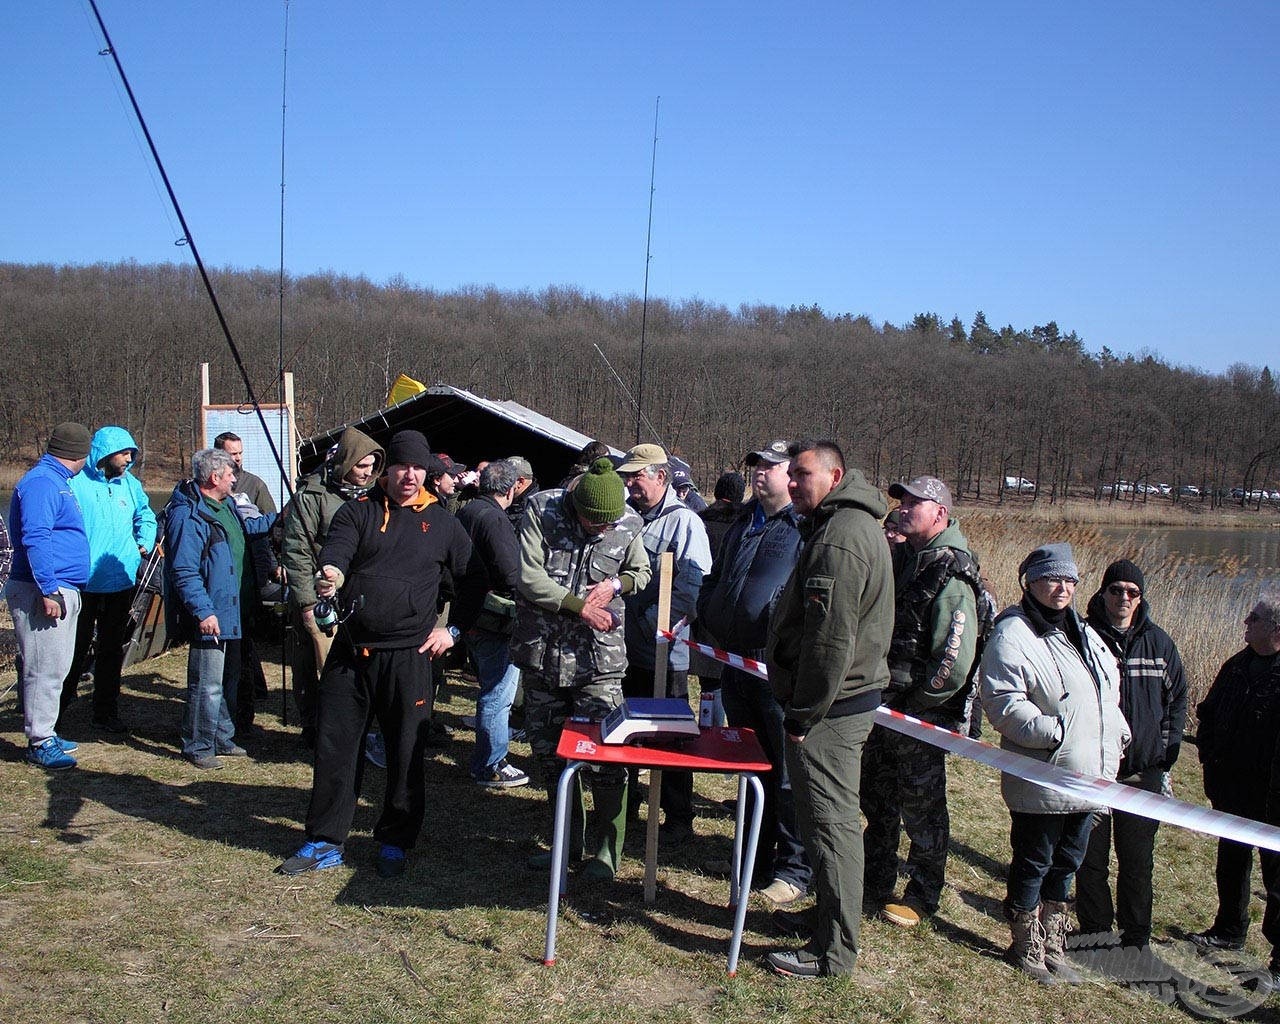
[[961, 517, 1264, 719]]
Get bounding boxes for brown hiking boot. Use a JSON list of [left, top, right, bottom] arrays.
[[1040, 900, 1083, 983], [1009, 907, 1057, 985]]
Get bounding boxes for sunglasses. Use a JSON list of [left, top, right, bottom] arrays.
[[1107, 585, 1142, 599]]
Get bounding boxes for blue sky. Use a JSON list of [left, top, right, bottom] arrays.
[[4, 2, 1277, 373]]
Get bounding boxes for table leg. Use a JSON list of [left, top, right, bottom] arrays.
[[727, 773, 765, 976], [729, 774, 747, 906], [543, 761, 585, 966]]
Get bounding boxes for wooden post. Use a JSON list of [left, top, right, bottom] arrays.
[[643, 551, 674, 903]]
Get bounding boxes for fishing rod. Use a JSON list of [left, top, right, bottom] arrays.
[[592, 343, 665, 450], [635, 96, 660, 446], [85, 0, 294, 505], [277, 0, 291, 471], [275, 0, 293, 722]]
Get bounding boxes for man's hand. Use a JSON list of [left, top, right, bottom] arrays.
[[583, 579, 615, 610], [315, 565, 342, 599], [198, 614, 220, 638], [41, 596, 64, 620], [418, 626, 456, 657], [579, 604, 615, 632]]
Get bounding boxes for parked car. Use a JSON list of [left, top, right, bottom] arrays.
[[1004, 476, 1036, 493], [1178, 485, 1201, 497]]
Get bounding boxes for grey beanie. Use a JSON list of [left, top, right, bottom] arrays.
[[1019, 543, 1080, 584], [48, 422, 92, 461]]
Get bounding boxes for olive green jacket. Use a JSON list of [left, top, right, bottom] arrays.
[[766, 468, 894, 736]]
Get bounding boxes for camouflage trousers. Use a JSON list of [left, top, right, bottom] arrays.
[[523, 672, 627, 788], [861, 720, 952, 913]]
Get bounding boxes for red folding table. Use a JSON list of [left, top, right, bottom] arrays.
[[543, 720, 772, 975]]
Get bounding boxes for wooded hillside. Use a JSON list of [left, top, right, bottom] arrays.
[[2, 261, 1276, 505]]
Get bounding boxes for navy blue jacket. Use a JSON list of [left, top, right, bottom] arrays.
[[697, 500, 802, 656]]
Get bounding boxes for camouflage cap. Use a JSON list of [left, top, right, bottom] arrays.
[[505, 456, 534, 480], [888, 475, 953, 509]]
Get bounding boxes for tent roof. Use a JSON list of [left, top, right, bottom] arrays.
[[299, 384, 621, 487]]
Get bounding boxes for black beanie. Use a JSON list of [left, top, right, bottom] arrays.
[[714, 471, 746, 503], [47, 422, 92, 461], [1102, 559, 1145, 593], [385, 430, 432, 469]]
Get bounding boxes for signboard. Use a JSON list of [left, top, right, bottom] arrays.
[[200, 364, 297, 511]]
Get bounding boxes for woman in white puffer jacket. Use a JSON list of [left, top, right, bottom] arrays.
[[980, 542, 1129, 986]]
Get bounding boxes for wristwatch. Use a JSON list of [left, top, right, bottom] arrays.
[[446, 625, 462, 641], [611, 576, 623, 596]]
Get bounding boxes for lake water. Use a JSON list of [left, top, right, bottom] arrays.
[[1098, 525, 1279, 579]]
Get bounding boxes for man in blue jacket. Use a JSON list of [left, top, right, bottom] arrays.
[[697, 439, 807, 903], [164, 447, 275, 769], [6, 423, 92, 770], [62, 426, 157, 734]]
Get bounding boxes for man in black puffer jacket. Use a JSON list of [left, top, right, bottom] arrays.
[[1076, 559, 1187, 948]]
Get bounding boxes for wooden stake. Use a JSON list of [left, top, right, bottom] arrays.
[[643, 551, 674, 903]]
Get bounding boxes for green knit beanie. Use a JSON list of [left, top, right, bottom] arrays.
[[573, 457, 626, 524]]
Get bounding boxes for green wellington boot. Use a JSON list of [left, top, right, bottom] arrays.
[[581, 780, 629, 881]]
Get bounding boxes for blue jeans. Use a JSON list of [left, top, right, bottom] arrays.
[[182, 638, 241, 758], [1007, 810, 1095, 912], [467, 630, 520, 778]]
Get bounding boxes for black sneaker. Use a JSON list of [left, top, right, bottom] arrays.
[[1188, 929, 1246, 952], [766, 948, 824, 979], [476, 760, 530, 789], [376, 844, 407, 878], [772, 908, 813, 939], [92, 716, 129, 734]]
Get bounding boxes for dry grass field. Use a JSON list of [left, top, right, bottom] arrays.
[[2, 639, 1279, 1024]]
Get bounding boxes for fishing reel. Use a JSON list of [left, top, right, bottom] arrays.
[[312, 594, 363, 637]]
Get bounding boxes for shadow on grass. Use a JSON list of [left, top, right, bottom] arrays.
[[948, 837, 1009, 880], [35, 766, 308, 852]]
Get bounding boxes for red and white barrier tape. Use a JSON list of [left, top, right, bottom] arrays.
[[661, 628, 1280, 853]]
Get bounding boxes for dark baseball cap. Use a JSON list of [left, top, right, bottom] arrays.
[[745, 440, 790, 466], [888, 475, 953, 508]]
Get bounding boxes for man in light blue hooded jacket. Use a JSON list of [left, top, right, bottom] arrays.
[[62, 426, 157, 733]]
